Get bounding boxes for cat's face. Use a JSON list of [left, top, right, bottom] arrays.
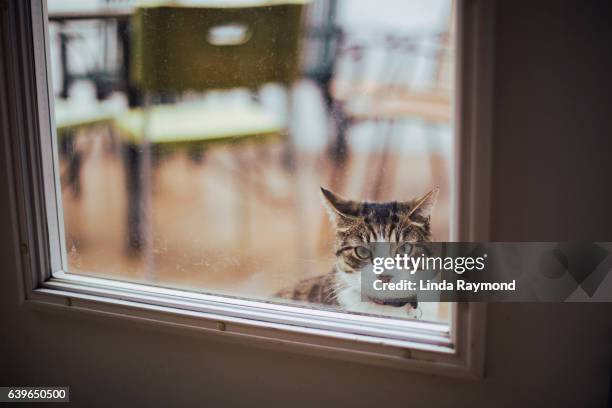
[[321, 187, 438, 310]]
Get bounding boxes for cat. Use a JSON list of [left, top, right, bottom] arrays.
[[276, 186, 438, 319]]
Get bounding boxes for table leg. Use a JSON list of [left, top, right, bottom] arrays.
[[68, 149, 82, 198], [117, 19, 141, 108], [123, 143, 143, 254], [59, 27, 71, 99]]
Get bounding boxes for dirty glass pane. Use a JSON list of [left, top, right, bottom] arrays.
[[47, 0, 454, 323]]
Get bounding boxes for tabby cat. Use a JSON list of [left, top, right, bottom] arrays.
[[276, 186, 438, 319]]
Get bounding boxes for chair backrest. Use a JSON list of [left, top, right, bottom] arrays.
[[131, 2, 305, 92]]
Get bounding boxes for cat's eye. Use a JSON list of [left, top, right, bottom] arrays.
[[354, 246, 372, 260], [397, 243, 414, 256]]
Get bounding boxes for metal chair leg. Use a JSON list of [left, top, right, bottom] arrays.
[[123, 143, 144, 254]]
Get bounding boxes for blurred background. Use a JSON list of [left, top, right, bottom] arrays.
[[48, 0, 454, 321]]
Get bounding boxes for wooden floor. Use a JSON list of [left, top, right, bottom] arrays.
[[61, 125, 451, 321]]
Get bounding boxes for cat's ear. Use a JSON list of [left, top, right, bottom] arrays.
[[408, 187, 439, 220], [320, 187, 360, 222]]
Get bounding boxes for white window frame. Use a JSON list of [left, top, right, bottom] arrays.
[[2, 0, 493, 379]]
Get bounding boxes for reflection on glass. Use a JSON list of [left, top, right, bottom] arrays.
[[48, 0, 454, 323]]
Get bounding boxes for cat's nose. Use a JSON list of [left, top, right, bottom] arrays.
[[379, 274, 392, 284]]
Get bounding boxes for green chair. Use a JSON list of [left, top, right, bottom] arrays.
[[115, 2, 305, 255]]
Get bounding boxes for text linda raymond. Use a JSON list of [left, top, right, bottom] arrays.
[[373, 279, 517, 292]]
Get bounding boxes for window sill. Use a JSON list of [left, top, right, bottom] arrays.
[[23, 271, 485, 378]]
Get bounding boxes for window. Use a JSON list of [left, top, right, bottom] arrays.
[[3, 0, 491, 377]]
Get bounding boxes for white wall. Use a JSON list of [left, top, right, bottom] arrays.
[[2, 1, 612, 406]]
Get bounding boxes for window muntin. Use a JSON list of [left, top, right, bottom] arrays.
[[46, 0, 455, 324]]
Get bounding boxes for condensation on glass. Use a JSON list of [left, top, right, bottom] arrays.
[[47, 0, 455, 323]]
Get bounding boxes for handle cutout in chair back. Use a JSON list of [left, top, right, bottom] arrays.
[[207, 23, 252, 46], [132, 4, 304, 91]]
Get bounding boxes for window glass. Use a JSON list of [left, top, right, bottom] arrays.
[[47, 0, 454, 323]]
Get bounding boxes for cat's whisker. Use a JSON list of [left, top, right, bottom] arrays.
[[296, 257, 337, 262]]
